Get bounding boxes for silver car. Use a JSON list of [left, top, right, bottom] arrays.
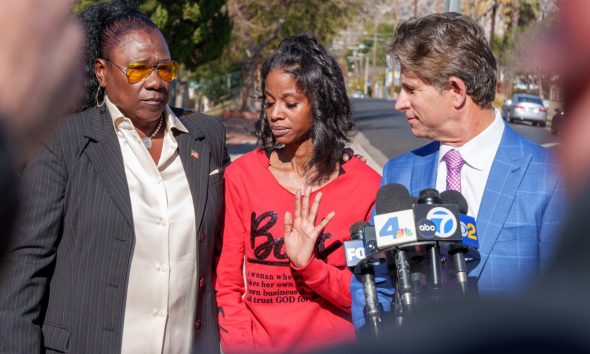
[[501, 94, 548, 127]]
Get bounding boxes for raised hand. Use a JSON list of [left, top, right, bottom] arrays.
[[283, 187, 335, 268]]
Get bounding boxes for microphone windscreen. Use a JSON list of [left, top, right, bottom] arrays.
[[375, 183, 414, 214], [417, 188, 442, 204], [419, 188, 439, 199], [349, 221, 370, 235], [440, 190, 469, 214]]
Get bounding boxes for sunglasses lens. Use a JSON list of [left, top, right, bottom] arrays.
[[126, 63, 153, 84], [157, 61, 178, 82]]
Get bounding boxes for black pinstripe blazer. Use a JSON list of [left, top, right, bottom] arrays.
[[0, 106, 228, 353]]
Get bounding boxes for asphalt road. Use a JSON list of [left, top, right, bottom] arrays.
[[351, 98, 560, 167]]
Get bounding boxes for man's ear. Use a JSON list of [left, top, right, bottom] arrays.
[[447, 76, 467, 109], [94, 58, 107, 87]]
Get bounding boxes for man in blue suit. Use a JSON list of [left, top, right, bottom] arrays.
[[352, 12, 565, 330]]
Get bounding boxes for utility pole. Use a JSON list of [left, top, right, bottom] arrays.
[[414, 0, 418, 17], [511, 0, 520, 40], [489, 0, 498, 48], [371, 17, 379, 98], [364, 54, 370, 95]]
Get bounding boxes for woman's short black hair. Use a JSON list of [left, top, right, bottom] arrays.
[[255, 33, 355, 185], [77, 0, 160, 112]]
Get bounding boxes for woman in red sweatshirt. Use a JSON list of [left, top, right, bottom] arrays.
[[215, 33, 381, 353]]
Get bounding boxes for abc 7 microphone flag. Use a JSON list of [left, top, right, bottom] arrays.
[[416, 207, 459, 238], [373, 203, 463, 249]]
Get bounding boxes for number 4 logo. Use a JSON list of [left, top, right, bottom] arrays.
[[379, 217, 400, 238]]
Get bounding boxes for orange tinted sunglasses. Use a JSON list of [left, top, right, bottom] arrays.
[[105, 59, 179, 84]]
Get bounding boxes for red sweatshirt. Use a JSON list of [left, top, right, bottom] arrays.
[[216, 149, 380, 353]]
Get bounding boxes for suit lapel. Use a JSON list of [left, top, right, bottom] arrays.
[[176, 117, 209, 240], [83, 107, 134, 231], [410, 142, 439, 195], [472, 126, 531, 278]]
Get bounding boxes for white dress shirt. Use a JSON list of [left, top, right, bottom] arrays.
[[105, 97, 197, 354], [436, 110, 505, 219]]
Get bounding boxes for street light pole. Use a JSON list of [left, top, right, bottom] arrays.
[[489, 0, 498, 48]]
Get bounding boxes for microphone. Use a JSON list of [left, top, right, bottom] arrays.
[[438, 190, 479, 249], [345, 222, 370, 268], [460, 213, 479, 250], [349, 222, 382, 337], [374, 186, 463, 247], [439, 190, 468, 214], [348, 185, 478, 324], [345, 222, 382, 337], [439, 190, 480, 295], [344, 221, 382, 268], [416, 189, 444, 301], [374, 184, 417, 314], [417, 188, 441, 205], [373, 184, 417, 250], [372, 185, 466, 307], [413, 188, 462, 242]]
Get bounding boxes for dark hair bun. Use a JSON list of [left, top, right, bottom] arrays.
[[76, 0, 157, 112]]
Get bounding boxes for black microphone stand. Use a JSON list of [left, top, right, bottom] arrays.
[[360, 260, 381, 337], [449, 245, 469, 295], [418, 189, 444, 302]]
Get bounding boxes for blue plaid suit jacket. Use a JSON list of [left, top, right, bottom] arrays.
[[351, 123, 565, 328]]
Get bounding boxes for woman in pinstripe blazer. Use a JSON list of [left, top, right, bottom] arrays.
[[0, 1, 228, 353]]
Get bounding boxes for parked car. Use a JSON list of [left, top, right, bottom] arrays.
[[501, 94, 548, 127], [351, 90, 368, 98], [551, 108, 565, 136]]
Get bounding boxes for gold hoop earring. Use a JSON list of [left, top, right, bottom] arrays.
[[96, 86, 105, 107]]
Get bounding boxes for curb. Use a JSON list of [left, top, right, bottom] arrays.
[[350, 131, 388, 175]]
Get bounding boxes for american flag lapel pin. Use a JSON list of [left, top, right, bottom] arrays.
[[191, 149, 199, 159]]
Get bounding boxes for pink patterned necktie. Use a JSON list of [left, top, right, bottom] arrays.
[[444, 149, 465, 192]]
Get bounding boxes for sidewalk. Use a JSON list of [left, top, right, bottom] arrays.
[[218, 112, 386, 175], [218, 110, 257, 159]]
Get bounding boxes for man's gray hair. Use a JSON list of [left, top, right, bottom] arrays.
[[390, 12, 497, 109]]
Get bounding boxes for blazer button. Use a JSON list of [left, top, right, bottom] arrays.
[[194, 319, 201, 329], [199, 231, 206, 242], [199, 277, 205, 288]]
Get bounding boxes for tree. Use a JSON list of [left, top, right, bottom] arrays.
[[138, 0, 230, 69], [225, 0, 362, 112], [500, 0, 558, 98], [462, 0, 558, 98], [76, 0, 231, 107]]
